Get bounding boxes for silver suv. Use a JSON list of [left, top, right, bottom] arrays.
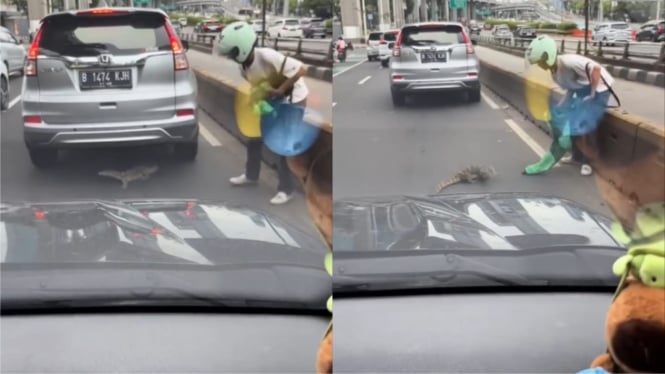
[[389, 22, 480, 106], [22, 8, 198, 168]]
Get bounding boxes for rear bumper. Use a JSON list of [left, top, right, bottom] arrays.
[[390, 75, 480, 94], [23, 115, 199, 149]]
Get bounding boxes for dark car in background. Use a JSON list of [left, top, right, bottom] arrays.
[[636, 20, 665, 42], [303, 20, 326, 38], [514, 25, 536, 46]]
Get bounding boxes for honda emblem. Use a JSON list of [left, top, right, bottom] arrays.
[[99, 54, 112, 64]]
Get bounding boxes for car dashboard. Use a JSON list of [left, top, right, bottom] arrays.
[[1, 312, 329, 372], [334, 291, 612, 373]]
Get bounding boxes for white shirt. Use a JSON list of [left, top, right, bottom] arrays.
[[553, 54, 614, 93], [241, 48, 309, 103]]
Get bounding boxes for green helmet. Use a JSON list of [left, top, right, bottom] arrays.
[[218, 21, 257, 64], [525, 35, 558, 67]]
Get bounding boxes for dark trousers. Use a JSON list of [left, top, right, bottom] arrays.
[[244, 98, 307, 195], [571, 137, 588, 164]]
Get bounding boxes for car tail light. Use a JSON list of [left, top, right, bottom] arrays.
[[392, 74, 403, 81], [25, 26, 44, 76], [468, 72, 478, 77], [393, 31, 403, 57], [24, 115, 42, 124], [462, 31, 474, 54], [164, 22, 189, 70], [379, 39, 387, 45], [176, 109, 194, 117], [658, 26, 663, 33], [78, 8, 128, 15]]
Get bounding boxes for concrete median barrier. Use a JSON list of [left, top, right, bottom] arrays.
[[479, 61, 664, 208], [194, 68, 332, 185]]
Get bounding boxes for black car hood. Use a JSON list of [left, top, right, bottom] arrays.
[[333, 192, 620, 251], [1, 199, 326, 266]]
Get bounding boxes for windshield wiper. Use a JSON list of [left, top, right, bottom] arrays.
[[334, 253, 546, 292]]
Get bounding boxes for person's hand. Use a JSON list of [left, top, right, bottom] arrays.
[[582, 93, 595, 102], [269, 87, 286, 100]]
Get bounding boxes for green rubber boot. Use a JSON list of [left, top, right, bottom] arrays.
[[523, 152, 557, 175]]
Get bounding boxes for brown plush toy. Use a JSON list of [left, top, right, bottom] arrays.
[[591, 277, 665, 373], [286, 123, 332, 374], [576, 122, 665, 374]]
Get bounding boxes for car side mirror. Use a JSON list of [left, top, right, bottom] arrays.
[[182, 40, 189, 51]]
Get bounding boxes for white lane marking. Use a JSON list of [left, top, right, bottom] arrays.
[[504, 119, 546, 157], [358, 75, 372, 85], [481, 92, 499, 110], [199, 122, 222, 147], [8, 95, 21, 109], [332, 59, 366, 77]]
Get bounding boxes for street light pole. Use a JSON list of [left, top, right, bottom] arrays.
[[261, 0, 266, 47], [584, 0, 589, 55]]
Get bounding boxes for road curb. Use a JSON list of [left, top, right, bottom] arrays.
[[306, 65, 333, 82], [603, 65, 665, 88]]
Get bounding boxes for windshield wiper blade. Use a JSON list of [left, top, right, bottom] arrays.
[[334, 253, 546, 291]]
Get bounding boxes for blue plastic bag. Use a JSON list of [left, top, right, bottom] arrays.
[[260, 101, 321, 157], [576, 368, 611, 374], [548, 87, 610, 137]]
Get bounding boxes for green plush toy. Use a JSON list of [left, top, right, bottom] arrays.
[[611, 202, 665, 290]]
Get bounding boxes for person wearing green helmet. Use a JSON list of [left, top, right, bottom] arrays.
[[522, 35, 618, 177], [218, 21, 310, 205]]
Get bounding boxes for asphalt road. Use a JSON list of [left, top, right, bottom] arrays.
[[332, 48, 610, 217], [0, 75, 319, 236]]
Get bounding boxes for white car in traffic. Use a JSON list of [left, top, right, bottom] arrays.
[[0, 52, 8, 111], [0, 26, 27, 76], [268, 18, 303, 38]]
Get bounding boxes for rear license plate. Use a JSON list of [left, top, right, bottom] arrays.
[[421, 52, 447, 63], [79, 69, 132, 90]]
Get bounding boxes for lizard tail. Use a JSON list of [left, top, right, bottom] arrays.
[[436, 176, 461, 193]]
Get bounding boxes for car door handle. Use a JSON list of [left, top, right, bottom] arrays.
[[99, 102, 117, 109]]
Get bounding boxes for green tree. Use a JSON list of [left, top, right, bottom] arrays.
[[302, 0, 333, 18], [10, 0, 28, 15]]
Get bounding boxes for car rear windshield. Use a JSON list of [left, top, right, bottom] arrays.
[[39, 13, 171, 57], [401, 25, 464, 46], [383, 32, 397, 41], [368, 33, 382, 41], [205, 21, 220, 25], [285, 20, 300, 25], [611, 23, 629, 29]]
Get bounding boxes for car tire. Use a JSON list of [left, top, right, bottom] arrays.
[[391, 91, 405, 107], [0, 76, 7, 111], [469, 88, 481, 103], [173, 140, 198, 162], [381, 59, 389, 68], [28, 148, 58, 168]]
